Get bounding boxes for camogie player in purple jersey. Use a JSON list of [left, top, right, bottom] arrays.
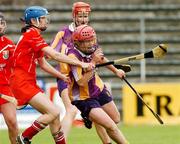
[[51, 2, 114, 143], [51, 2, 129, 143], [68, 25, 129, 144], [50, 2, 93, 139], [51, 2, 112, 141]]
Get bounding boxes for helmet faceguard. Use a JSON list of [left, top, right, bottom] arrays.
[[73, 25, 97, 55], [72, 2, 91, 26], [0, 13, 6, 37], [23, 6, 49, 31]]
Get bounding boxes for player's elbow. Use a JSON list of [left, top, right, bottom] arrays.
[[42, 46, 59, 61]]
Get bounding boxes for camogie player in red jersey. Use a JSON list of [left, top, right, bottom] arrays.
[[0, 13, 19, 144], [10, 6, 94, 144]]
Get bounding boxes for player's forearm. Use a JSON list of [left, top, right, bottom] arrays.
[[103, 57, 118, 74], [39, 58, 66, 80], [54, 52, 83, 67], [43, 46, 83, 67]]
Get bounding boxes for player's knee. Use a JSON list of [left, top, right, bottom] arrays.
[[64, 104, 77, 119], [53, 109, 61, 118], [67, 106, 77, 116], [112, 114, 121, 124], [114, 116, 120, 124], [6, 119, 18, 130], [50, 106, 61, 120], [106, 124, 117, 133]]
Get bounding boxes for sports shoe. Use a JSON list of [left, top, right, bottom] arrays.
[[81, 113, 92, 129], [16, 134, 31, 144]]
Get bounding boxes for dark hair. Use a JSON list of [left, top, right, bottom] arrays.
[[21, 25, 32, 33]]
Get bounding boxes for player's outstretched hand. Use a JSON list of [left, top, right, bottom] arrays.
[[64, 76, 71, 84], [92, 48, 104, 64], [81, 62, 95, 71], [12, 97, 18, 107], [59, 74, 71, 84]]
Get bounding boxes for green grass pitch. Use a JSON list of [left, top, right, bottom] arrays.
[[1, 124, 180, 144]]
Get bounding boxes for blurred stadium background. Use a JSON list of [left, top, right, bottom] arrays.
[[1, 0, 180, 143]]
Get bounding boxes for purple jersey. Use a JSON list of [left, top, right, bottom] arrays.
[[51, 23, 75, 72], [67, 48, 105, 101], [50, 23, 75, 94], [51, 23, 75, 53]]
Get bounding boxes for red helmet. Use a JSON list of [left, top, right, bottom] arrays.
[[72, 2, 91, 18], [73, 25, 97, 55], [73, 24, 95, 41]]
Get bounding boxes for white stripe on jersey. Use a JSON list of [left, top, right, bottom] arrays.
[[28, 53, 34, 73], [0, 44, 13, 53]]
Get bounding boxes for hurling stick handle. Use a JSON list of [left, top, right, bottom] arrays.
[[123, 78, 164, 124], [96, 53, 144, 67], [0, 94, 17, 106], [114, 53, 144, 64], [96, 61, 114, 67]]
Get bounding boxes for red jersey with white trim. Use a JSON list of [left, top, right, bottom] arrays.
[[13, 27, 48, 78], [0, 36, 15, 85]]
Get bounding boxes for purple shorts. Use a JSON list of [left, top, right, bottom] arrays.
[[71, 88, 112, 119], [57, 78, 68, 96]]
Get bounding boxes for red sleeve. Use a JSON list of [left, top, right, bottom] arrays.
[[37, 50, 44, 58], [29, 29, 48, 52]]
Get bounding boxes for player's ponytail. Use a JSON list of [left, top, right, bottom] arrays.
[[21, 25, 31, 33]]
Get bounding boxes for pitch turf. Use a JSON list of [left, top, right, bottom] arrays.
[[1, 124, 180, 144]]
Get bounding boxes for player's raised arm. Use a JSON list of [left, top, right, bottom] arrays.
[[42, 46, 94, 70]]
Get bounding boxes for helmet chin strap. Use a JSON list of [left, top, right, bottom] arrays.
[[32, 25, 47, 31], [0, 33, 5, 37], [75, 41, 98, 56], [74, 20, 79, 27], [0, 28, 6, 37], [31, 24, 41, 30], [83, 51, 93, 56], [74, 19, 87, 27], [81, 46, 96, 56], [74, 16, 87, 27]]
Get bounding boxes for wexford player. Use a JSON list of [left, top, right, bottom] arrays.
[[67, 24, 129, 144]]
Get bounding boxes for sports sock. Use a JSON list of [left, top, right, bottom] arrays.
[[22, 120, 47, 139], [52, 130, 66, 144]]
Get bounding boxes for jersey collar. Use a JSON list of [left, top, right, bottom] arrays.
[[69, 22, 76, 32], [74, 47, 91, 59]]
